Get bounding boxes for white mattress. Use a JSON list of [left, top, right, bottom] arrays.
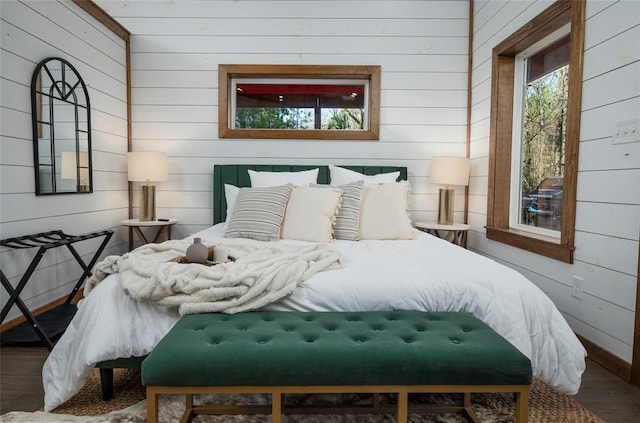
[[42, 225, 586, 411]]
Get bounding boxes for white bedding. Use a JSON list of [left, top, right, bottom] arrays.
[[42, 224, 586, 411]]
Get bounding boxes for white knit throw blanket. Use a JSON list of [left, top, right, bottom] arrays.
[[84, 239, 342, 315]]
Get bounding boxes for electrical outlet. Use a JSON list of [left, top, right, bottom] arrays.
[[612, 118, 640, 144], [571, 276, 583, 300]]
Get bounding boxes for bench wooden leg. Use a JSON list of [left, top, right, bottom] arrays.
[[146, 387, 158, 423], [179, 394, 194, 423], [372, 393, 381, 409], [272, 391, 282, 423], [397, 390, 408, 423], [515, 389, 529, 423]]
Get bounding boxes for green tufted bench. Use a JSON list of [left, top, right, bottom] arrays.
[[142, 311, 532, 423]]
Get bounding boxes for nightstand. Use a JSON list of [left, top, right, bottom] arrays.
[[122, 218, 177, 250], [414, 222, 471, 247]]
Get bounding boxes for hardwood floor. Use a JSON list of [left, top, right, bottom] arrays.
[[1, 347, 639, 421], [574, 359, 640, 423]]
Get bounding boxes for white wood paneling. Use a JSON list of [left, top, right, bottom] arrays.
[[580, 96, 640, 141], [118, 17, 468, 37], [577, 169, 639, 205], [468, 0, 640, 364], [579, 136, 640, 171], [582, 61, 640, 111], [100, 1, 470, 19], [0, 0, 129, 321], [131, 53, 469, 73], [583, 25, 640, 81], [108, 0, 471, 238]]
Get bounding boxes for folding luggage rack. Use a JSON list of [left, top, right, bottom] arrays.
[[0, 229, 113, 350]]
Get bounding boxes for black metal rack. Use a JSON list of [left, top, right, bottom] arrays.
[[1, 229, 113, 350]]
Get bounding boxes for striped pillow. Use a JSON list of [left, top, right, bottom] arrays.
[[313, 181, 364, 241], [224, 185, 293, 241]]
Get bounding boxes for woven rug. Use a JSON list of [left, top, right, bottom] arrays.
[[0, 369, 604, 422]]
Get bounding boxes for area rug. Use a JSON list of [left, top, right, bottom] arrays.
[[0, 369, 604, 422]]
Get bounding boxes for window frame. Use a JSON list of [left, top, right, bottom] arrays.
[[486, 0, 585, 264], [218, 64, 381, 140]]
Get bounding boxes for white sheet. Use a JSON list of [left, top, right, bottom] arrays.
[[42, 225, 586, 411]]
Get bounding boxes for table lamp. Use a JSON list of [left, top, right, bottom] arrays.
[[61, 151, 90, 192], [430, 156, 470, 225], [127, 151, 168, 221]]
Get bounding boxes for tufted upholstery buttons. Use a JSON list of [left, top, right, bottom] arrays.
[[142, 310, 532, 388]]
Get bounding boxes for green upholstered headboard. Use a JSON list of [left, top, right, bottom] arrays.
[[213, 164, 408, 224]]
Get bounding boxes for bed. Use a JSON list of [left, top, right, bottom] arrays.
[[41, 164, 586, 412]]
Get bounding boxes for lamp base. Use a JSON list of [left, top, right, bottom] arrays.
[[140, 185, 156, 221], [437, 188, 455, 225]]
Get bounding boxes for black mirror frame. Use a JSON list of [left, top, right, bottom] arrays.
[[31, 57, 93, 195]]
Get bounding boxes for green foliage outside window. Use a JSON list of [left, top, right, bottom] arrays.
[[236, 107, 364, 131], [521, 65, 569, 194], [235, 107, 313, 129]]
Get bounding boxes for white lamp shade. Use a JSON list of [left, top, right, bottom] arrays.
[[127, 152, 168, 182], [430, 156, 470, 186], [61, 151, 89, 180]]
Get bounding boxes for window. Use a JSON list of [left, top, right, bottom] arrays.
[[232, 79, 369, 131], [219, 65, 380, 140], [512, 28, 570, 237], [486, 0, 585, 263]]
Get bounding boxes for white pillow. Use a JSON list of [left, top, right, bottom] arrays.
[[358, 181, 414, 240], [223, 184, 240, 230], [224, 185, 293, 242], [329, 165, 400, 186], [281, 186, 343, 242], [249, 168, 319, 187]]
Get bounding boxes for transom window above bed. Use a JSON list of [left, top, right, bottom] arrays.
[[218, 64, 381, 140]]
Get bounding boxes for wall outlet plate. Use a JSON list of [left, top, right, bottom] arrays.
[[571, 275, 584, 300], [612, 118, 640, 144]]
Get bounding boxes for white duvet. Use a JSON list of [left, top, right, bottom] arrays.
[[42, 225, 586, 411]]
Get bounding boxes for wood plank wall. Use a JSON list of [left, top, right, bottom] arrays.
[[0, 0, 129, 321], [468, 0, 639, 365], [96, 0, 471, 238]]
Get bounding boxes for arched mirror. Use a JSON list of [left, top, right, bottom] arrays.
[[31, 57, 92, 195]]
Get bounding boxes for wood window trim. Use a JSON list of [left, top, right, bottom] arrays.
[[218, 64, 381, 140], [486, 0, 585, 264]]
